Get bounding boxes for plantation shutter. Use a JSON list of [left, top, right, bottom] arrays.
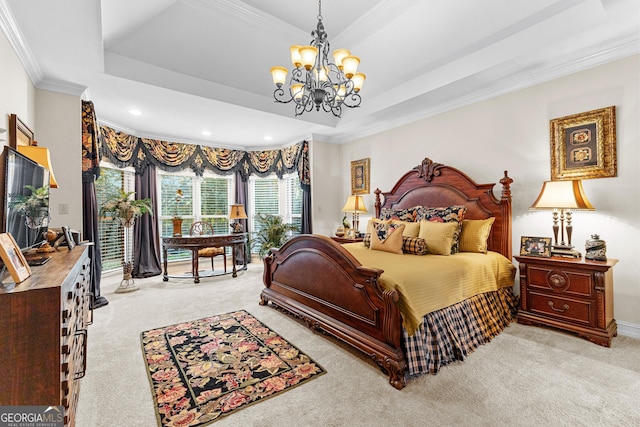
[[286, 175, 302, 234], [201, 177, 229, 234], [95, 167, 135, 271]]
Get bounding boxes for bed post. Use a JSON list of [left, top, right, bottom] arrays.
[[374, 188, 382, 218], [500, 170, 513, 260]]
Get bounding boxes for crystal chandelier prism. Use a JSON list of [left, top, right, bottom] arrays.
[[270, 0, 365, 118]]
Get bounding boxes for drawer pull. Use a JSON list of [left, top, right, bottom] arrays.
[[548, 300, 569, 313]]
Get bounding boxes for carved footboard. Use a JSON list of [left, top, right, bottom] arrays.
[[260, 234, 407, 389]]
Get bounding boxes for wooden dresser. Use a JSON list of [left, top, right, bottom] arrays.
[[514, 255, 617, 347], [0, 245, 92, 426]]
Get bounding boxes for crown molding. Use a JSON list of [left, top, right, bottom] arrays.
[[37, 77, 87, 97], [0, 0, 43, 84], [327, 37, 640, 145]]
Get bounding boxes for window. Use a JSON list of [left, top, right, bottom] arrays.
[[95, 164, 135, 271], [158, 171, 233, 261], [249, 173, 302, 253]]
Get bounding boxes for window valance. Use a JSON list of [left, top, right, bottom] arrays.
[[97, 125, 310, 189]]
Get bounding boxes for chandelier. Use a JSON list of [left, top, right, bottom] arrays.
[[269, 0, 365, 118]]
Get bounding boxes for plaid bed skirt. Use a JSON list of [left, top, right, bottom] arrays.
[[403, 287, 519, 376]]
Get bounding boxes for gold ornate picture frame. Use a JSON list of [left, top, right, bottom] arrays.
[[550, 106, 616, 180], [350, 158, 370, 195]]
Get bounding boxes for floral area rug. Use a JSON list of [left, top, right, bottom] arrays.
[[141, 310, 325, 426]]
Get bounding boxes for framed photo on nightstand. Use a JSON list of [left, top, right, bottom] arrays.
[[520, 236, 552, 257]]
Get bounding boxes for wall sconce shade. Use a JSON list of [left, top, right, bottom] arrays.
[[17, 144, 59, 188], [530, 180, 595, 257]]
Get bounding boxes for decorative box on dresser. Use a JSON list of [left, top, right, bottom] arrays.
[[514, 255, 617, 347], [0, 245, 92, 427]]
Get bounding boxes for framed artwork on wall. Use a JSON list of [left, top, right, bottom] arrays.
[[350, 158, 370, 195], [8, 114, 35, 149], [550, 106, 616, 180], [519, 236, 552, 257]]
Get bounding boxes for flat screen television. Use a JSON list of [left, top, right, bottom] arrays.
[[0, 146, 50, 252]]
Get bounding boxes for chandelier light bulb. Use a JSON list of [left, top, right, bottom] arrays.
[[289, 45, 302, 68], [352, 73, 366, 92], [342, 55, 360, 79], [299, 46, 318, 70]]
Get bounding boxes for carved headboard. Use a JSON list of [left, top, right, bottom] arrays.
[[374, 158, 513, 259]]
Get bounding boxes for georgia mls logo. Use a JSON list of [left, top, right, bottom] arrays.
[[0, 405, 64, 427]]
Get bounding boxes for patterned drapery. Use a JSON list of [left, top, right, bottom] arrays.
[[81, 101, 102, 183], [98, 125, 310, 185]]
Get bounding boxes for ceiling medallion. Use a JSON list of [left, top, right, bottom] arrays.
[[269, 0, 365, 118]]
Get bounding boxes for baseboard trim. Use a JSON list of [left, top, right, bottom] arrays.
[[617, 321, 640, 340]]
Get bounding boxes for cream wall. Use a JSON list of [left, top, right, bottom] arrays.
[[35, 89, 83, 231], [322, 55, 640, 336], [0, 27, 35, 146]]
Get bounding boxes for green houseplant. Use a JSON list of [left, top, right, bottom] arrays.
[[9, 185, 50, 228], [100, 190, 153, 227], [252, 213, 298, 258], [99, 190, 153, 293]]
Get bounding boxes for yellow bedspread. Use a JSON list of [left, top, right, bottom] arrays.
[[341, 243, 516, 334]]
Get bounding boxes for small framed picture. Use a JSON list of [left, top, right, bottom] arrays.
[[62, 225, 75, 250], [0, 232, 32, 283], [520, 236, 552, 257]]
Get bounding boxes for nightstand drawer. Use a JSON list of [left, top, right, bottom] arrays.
[[528, 266, 592, 297], [529, 291, 593, 326]]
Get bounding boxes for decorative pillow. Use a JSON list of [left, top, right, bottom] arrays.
[[418, 220, 458, 256], [390, 220, 421, 237], [415, 205, 466, 254], [370, 223, 405, 254], [402, 236, 428, 255], [459, 217, 495, 253], [363, 219, 392, 247], [379, 206, 421, 222]]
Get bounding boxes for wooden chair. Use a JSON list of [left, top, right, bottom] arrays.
[[190, 221, 227, 274]]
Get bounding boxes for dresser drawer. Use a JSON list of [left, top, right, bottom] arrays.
[[527, 266, 593, 297], [529, 291, 594, 326]]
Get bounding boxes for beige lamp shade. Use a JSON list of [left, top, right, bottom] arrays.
[[229, 204, 248, 219], [299, 46, 318, 70], [342, 55, 360, 79], [351, 73, 366, 93], [342, 195, 367, 213], [289, 45, 302, 67], [17, 144, 59, 188], [530, 180, 595, 210], [332, 48, 350, 69], [270, 66, 288, 86]]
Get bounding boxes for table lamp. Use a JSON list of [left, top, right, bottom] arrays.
[[342, 195, 367, 238], [17, 141, 59, 188], [530, 180, 594, 257], [229, 204, 248, 233]]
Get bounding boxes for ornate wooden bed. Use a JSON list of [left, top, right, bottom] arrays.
[[260, 158, 515, 389]]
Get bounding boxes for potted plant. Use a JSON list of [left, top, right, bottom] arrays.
[[252, 213, 298, 258], [99, 190, 152, 293], [9, 185, 51, 229], [100, 190, 152, 227]]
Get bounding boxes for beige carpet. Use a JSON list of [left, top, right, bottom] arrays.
[[76, 262, 640, 427]]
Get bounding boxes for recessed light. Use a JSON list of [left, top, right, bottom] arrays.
[[264, 136, 273, 141], [128, 109, 142, 116], [202, 131, 211, 136]]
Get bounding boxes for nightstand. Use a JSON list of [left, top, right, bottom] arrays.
[[331, 236, 363, 244], [514, 255, 617, 347]]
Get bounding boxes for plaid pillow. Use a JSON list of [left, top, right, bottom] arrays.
[[402, 236, 428, 255]]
